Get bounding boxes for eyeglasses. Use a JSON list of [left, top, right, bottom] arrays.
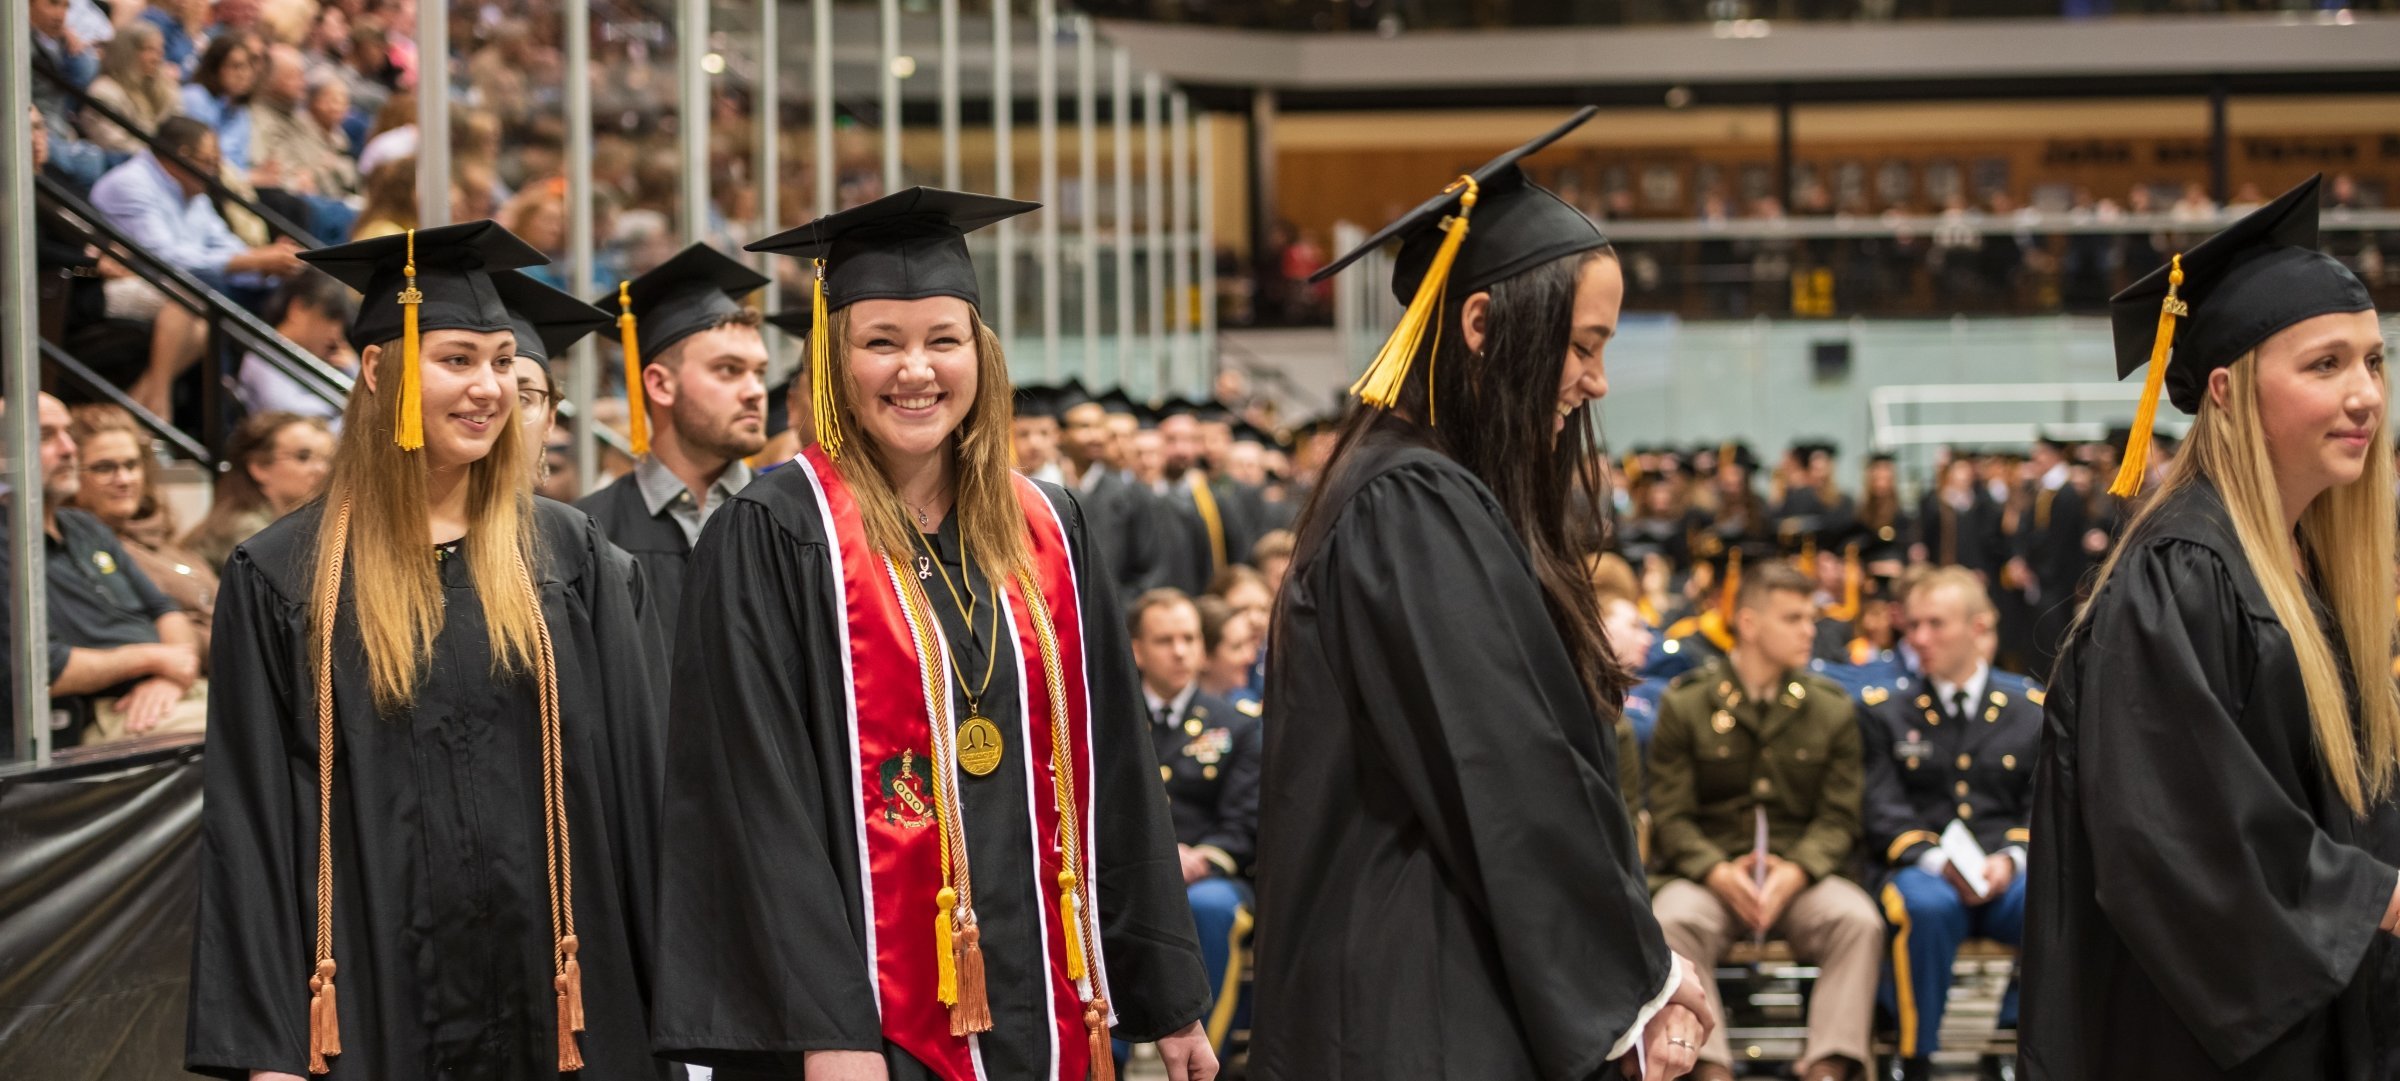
[[518, 388, 557, 412], [267, 448, 324, 466], [81, 458, 144, 480]]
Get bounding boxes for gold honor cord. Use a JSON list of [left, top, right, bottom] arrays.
[[306, 503, 582, 1074], [1012, 569, 1115, 1081], [890, 554, 993, 1035]]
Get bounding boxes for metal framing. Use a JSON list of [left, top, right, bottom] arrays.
[[1111, 49, 1134, 391], [417, 0, 450, 227], [940, 0, 961, 190], [1075, 17, 1099, 384], [993, 0, 1016, 337], [4, 0, 47, 767], [1142, 73, 1165, 391], [814, 0, 835, 216], [1037, 0, 1061, 377], [680, 0, 710, 244], [880, 0, 902, 193], [566, 0, 598, 491], [756, 0, 780, 283], [1167, 91, 1190, 394], [1195, 109, 1216, 379]]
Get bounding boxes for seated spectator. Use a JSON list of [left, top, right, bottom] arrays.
[[79, 22, 182, 156], [1207, 561, 1275, 693], [88, 115, 306, 312], [353, 86, 416, 179], [32, 104, 215, 420], [1858, 568, 2036, 1081], [1127, 588, 1261, 1055], [66, 404, 220, 663], [233, 269, 355, 421], [333, 21, 393, 132], [1591, 555, 1658, 823], [1250, 527, 1294, 596], [498, 177, 569, 286], [64, 0, 127, 48], [30, 0, 109, 188], [141, 0, 213, 76], [0, 393, 206, 748], [179, 410, 332, 570], [348, 152, 420, 239], [300, 1, 350, 80], [249, 42, 357, 239], [1194, 594, 1262, 714], [303, 69, 355, 168], [1648, 562, 1881, 1081], [178, 34, 256, 173]]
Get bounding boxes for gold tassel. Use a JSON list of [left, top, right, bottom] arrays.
[[559, 934, 585, 1033], [935, 886, 959, 1007], [1349, 176, 1479, 417], [395, 229, 424, 451], [1085, 999, 1116, 1081], [617, 281, 650, 458], [951, 919, 993, 1036], [810, 259, 842, 460], [307, 958, 340, 1074], [1059, 869, 1087, 981], [2111, 254, 2187, 498], [1824, 544, 1863, 623], [1716, 547, 1743, 624]]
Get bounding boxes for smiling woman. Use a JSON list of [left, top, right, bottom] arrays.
[[2026, 175, 2400, 1081], [652, 187, 1219, 1081], [186, 220, 671, 1081]]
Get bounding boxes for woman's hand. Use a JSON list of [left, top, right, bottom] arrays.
[[804, 1049, 889, 1081], [1156, 1020, 1220, 1081], [1623, 1003, 1705, 1081], [250, 1073, 306, 1081]]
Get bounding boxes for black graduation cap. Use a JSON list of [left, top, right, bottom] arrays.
[[1156, 396, 1205, 421], [1051, 379, 1095, 414], [764, 308, 815, 339], [297, 220, 546, 449], [745, 187, 1039, 311], [1094, 387, 1138, 416], [611, 243, 771, 365], [301, 220, 544, 352], [1232, 420, 1274, 447], [491, 270, 614, 365], [1306, 107, 1605, 413], [2107, 174, 2372, 494], [1013, 383, 1060, 420]]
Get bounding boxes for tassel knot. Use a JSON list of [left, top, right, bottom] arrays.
[[1058, 869, 1087, 981], [951, 917, 993, 1036], [307, 958, 340, 1074]]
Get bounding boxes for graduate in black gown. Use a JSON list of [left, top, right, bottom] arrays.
[[652, 188, 1214, 1081], [1250, 108, 1711, 1081], [2024, 174, 2400, 1081], [187, 222, 671, 1080]]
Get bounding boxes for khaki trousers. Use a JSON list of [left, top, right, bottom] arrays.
[[1652, 874, 1882, 1073], [90, 678, 209, 742]]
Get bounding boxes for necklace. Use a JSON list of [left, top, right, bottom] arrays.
[[912, 528, 1007, 776]]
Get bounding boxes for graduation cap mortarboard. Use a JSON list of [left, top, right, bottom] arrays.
[[1051, 379, 1096, 414], [764, 308, 815, 340], [1307, 107, 1605, 418], [743, 187, 1039, 460], [492, 270, 614, 365], [1094, 387, 1138, 416], [1013, 383, 1061, 420], [2107, 174, 2373, 496], [607, 244, 771, 457], [299, 220, 546, 450]]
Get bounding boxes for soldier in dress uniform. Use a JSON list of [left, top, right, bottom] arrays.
[[1127, 588, 1263, 1054], [1649, 561, 1883, 1081], [1857, 567, 2038, 1081]]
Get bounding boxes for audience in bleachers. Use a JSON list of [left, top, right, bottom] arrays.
[[178, 410, 332, 572], [179, 35, 256, 175], [65, 404, 221, 666], [80, 23, 181, 156], [233, 270, 357, 422]]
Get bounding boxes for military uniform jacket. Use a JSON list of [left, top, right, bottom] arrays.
[[1856, 669, 2041, 884], [1647, 656, 1864, 885], [1147, 688, 1263, 877]]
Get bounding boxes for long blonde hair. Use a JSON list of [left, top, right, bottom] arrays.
[[819, 304, 1031, 584], [2077, 354, 2400, 814], [311, 337, 545, 712]]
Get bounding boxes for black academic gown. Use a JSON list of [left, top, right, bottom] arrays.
[[187, 499, 671, 1081], [1250, 425, 1671, 1081], [2023, 479, 2398, 1081], [649, 470, 1210, 1080], [577, 471, 691, 631], [1082, 468, 1174, 608]]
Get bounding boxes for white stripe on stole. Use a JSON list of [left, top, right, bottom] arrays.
[[1001, 586, 1063, 1081], [1017, 484, 1115, 1021], [796, 461, 881, 1022]]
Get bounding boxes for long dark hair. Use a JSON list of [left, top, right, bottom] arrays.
[[1295, 247, 1626, 704]]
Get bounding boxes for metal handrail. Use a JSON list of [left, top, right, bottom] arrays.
[[33, 59, 324, 249], [37, 174, 352, 405], [41, 341, 215, 465]]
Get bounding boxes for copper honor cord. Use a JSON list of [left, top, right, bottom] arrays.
[[888, 554, 993, 1035], [306, 501, 583, 1074]]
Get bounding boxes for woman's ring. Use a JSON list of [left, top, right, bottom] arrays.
[[1667, 1038, 1696, 1050]]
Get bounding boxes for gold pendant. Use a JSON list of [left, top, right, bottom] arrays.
[[958, 715, 1005, 776]]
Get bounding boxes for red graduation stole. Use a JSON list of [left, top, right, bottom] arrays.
[[795, 447, 1115, 1081]]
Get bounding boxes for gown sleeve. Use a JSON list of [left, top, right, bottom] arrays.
[[185, 550, 311, 1079], [2078, 538, 2396, 1068], [1061, 487, 1214, 1042], [573, 515, 670, 1010], [649, 497, 885, 1069], [1322, 464, 1673, 1081]]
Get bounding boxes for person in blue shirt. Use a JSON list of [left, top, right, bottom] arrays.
[[180, 35, 257, 172]]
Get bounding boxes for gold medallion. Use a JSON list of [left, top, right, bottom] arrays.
[[1711, 710, 1736, 734], [1184, 717, 1203, 736], [958, 715, 1005, 776]]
